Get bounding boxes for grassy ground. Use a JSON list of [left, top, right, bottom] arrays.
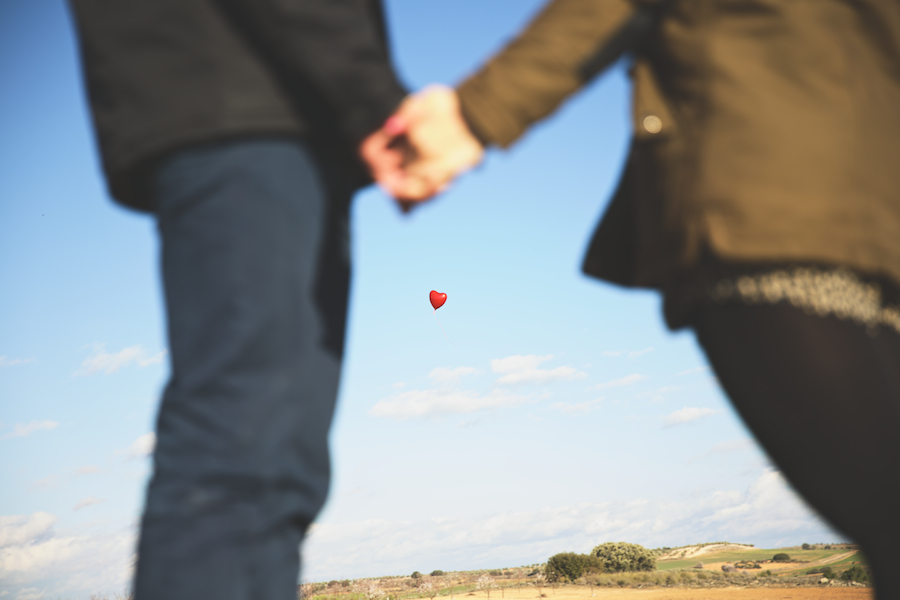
[[657, 548, 851, 571]]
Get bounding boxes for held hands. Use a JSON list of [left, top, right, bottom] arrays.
[[359, 85, 484, 210]]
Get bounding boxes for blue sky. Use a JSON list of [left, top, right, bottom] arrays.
[[0, 1, 844, 598]]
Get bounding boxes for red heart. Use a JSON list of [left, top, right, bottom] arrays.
[[429, 290, 447, 310]]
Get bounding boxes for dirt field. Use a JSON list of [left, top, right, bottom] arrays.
[[459, 586, 872, 600]]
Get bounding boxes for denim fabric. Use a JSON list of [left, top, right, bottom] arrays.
[[134, 138, 352, 600]]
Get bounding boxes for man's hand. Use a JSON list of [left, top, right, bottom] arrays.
[[359, 85, 484, 209]]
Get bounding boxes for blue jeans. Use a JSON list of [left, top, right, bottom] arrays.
[[134, 138, 352, 600]]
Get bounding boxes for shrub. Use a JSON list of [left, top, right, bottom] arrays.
[[822, 567, 836, 579], [802, 543, 811, 550], [841, 565, 870, 583], [430, 571, 444, 577], [591, 542, 656, 573], [545, 553, 604, 582], [411, 572, 421, 579], [489, 571, 502, 577], [773, 553, 791, 562]]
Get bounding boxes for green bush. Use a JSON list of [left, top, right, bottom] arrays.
[[772, 553, 791, 562], [591, 542, 656, 573], [802, 543, 811, 550], [411, 572, 421, 579], [545, 553, 603, 582], [841, 565, 870, 583], [822, 567, 836, 579], [430, 571, 444, 577]]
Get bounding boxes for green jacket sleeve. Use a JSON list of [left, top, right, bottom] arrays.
[[457, 0, 634, 148]]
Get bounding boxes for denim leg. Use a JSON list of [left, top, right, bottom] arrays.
[[134, 138, 351, 600]]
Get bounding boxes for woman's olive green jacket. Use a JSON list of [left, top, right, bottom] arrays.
[[457, 0, 900, 291]]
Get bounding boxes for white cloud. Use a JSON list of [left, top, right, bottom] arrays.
[[675, 366, 710, 376], [428, 366, 479, 383], [491, 355, 585, 385], [688, 439, 754, 464], [302, 468, 839, 581], [662, 407, 721, 428], [0, 420, 58, 440], [0, 356, 35, 368], [602, 349, 654, 358], [115, 432, 156, 460], [392, 382, 406, 389], [26, 476, 58, 492], [0, 512, 56, 548], [549, 398, 604, 415], [75, 344, 167, 376], [0, 512, 135, 599], [73, 497, 106, 511], [369, 389, 531, 421], [593, 374, 646, 390]]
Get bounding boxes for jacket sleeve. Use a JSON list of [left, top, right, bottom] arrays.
[[212, 0, 407, 145], [456, 0, 634, 148]]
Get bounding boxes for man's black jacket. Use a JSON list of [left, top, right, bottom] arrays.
[[69, 0, 407, 210]]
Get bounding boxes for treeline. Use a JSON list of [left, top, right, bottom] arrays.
[[545, 542, 656, 582]]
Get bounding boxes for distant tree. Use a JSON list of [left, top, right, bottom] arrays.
[[532, 573, 546, 597], [442, 575, 456, 600], [802, 543, 812, 550], [476, 574, 496, 600], [431, 571, 444, 577], [590, 542, 656, 573], [354, 579, 386, 600], [412, 572, 422, 580], [841, 565, 870, 583], [822, 567, 837, 579], [419, 580, 438, 600], [772, 553, 791, 562], [545, 553, 604, 582]]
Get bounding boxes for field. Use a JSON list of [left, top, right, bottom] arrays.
[[445, 586, 872, 600], [655, 542, 866, 576], [304, 543, 873, 600]]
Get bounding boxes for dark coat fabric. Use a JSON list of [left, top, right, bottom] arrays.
[[68, 0, 407, 210], [457, 0, 900, 292]]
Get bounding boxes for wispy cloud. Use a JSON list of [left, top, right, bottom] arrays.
[[369, 389, 531, 421], [26, 475, 58, 492], [392, 382, 406, 389], [602, 348, 654, 359], [0, 356, 35, 368], [491, 355, 585, 385], [675, 366, 710, 377], [0, 420, 59, 440], [428, 366, 479, 383], [73, 497, 106, 511], [549, 398, 604, 415], [593, 374, 646, 390], [662, 406, 720, 428], [115, 432, 156, 460], [688, 439, 754, 464], [75, 343, 167, 376]]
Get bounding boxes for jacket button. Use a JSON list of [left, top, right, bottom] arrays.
[[642, 115, 662, 134]]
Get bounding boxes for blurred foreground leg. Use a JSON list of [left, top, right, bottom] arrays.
[[694, 302, 900, 598], [134, 138, 351, 600]]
